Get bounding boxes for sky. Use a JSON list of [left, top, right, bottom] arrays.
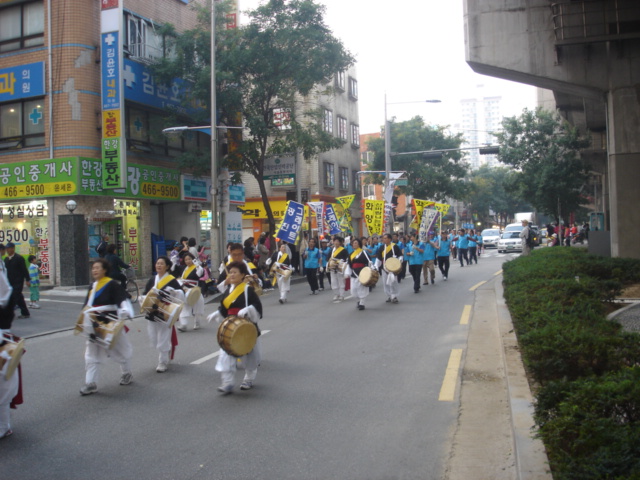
[[239, 0, 538, 135]]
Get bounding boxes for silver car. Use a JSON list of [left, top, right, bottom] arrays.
[[497, 231, 523, 253], [481, 228, 501, 248]]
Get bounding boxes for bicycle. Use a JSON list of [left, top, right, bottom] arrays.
[[124, 267, 140, 304]]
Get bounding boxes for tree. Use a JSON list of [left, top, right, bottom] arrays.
[[466, 166, 531, 228], [365, 116, 469, 202], [495, 108, 591, 225], [154, 0, 355, 234]]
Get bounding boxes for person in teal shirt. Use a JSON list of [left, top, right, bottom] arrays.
[[437, 232, 452, 280], [468, 230, 478, 265], [319, 239, 331, 291], [423, 232, 439, 285], [406, 234, 425, 293], [303, 238, 321, 294], [28, 255, 40, 309]]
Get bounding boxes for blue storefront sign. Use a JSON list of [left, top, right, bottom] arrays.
[[101, 32, 121, 110], [0, 62, 45, 103], [123, 59, 191, 113]]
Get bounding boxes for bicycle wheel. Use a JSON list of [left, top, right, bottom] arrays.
[[126, 280, 139, 304]]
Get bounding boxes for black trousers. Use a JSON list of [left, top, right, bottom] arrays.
[[409, 264, 422, 292], [458, 248, 468, 266], [306, 268, 319, 292], [438, 256, 450, 278], [469, 246, 477, 264], [11, 283, 29, 316]]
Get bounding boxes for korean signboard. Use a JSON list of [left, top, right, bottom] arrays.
[[263, 155, 295, 180], [276, 201, 305, 243], [0, 62, 45, 103]]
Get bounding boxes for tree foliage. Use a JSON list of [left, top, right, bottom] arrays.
[[365, 116, 469, 202], [495, 108, 591, 223], [154, 0, 355, 233]]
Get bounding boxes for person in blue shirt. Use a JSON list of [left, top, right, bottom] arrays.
[[406, 234, 425, 293], [422, 231, 439, 285], [302, 238, 321, 295], [437, 231, 452, 280], [319, 238, 331, 291], [476, 232, 484, 257], [453, 229, 470, 267], [468, 229, 478, 265]]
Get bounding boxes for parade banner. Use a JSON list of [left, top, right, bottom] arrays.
[[325, 204, 342, 235], [275, 200, 304, 243], [307, 201, 325, 235], [336, 195, 354, 231], [434, 202, 451, 216], [363, 199, 385, 236], [419, 208, 440, 242], [336, 195, 355, 211]]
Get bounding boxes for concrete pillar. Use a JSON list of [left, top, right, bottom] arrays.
[[607, 87, 640, 259], [59, 214, 90, 286]]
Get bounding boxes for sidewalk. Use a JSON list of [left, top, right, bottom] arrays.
[[445, 275, 552, 480]]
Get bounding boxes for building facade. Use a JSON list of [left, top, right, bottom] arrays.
[[0, 0, 209, 284], [459, 92, 502, 170]]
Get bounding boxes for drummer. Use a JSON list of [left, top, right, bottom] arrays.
[[173, 252, 205, 331], [0, 249, 20, 439], [329, 236, 350, 303], [217, 243, 261, 290], [207, 261, 263, 395], [79, 258, 135, 396], [375, 233, 404, 304], [348, 238, 372, 311], [267, 243, 292, 304], [141, 256, 185, 373]]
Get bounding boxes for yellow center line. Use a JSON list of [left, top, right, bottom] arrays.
[[494, 269, 503, 276], [460, 305, 471, 325], [439, 349, 463, 402], [469, 280, 486, 291]]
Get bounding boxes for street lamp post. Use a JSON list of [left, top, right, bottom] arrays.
[[383, 96, 441, 233], [209, 0, 221, 268]]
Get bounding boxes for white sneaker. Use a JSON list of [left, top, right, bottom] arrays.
[[332, 295, 339, 301], [156, 362, 167, 373], [80, 383, 97, 395], [193, 322, 200, 330], [32, 303, 40, 309]]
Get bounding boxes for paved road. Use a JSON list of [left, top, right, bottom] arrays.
[[3, 249, 516, 480]]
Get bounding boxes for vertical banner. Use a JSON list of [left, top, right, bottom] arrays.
[[419, 208, 440, 242], [275, 201, 305, 243], [336, 195, 355, 232], [363, 199, 385, 236], [324, 204, 342, 235], [307, 201, 325, 235], [101, 1, 126, 189]]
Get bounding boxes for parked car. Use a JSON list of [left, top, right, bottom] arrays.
[[481, 228, 501, 248], [497, 231, 523, 253]]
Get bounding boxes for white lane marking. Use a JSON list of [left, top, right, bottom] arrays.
[[41, 299, 84, 305], [191, 330, 271, 365]]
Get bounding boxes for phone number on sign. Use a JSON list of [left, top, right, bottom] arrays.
[[2, 182, 76, 198], [141, 183, 180, 199], [0, 229, 29, 243]]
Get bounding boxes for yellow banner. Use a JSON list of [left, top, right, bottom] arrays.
[[336, 194, 355, 211], [363, 199, 385, 236], [241, 199, 309, 220]]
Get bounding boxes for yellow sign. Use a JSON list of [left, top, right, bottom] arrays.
[[1, 182, 76, 199], [336, 195, 355, 210], [241, 200, 309, 220], [140, 182, 180, 199], [363, 199, 385, 236], [0, 72, 16, 96], [102, 110, 121, 138]]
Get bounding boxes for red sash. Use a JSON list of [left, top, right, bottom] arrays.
[[228, 308, 241, 316]]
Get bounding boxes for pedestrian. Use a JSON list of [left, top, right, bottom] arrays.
[[268, 243, 292, 304], [105, 244, 130, 290], [187, 238, 199, 262], [95, 234, 109, 258], [328, 236, 349, 303], [207, 261, 263, 394], [173, 252, 205, 331], [348, 238, 373, 310], [468, 229, 478, 265], [140, 256, 185, 373], [4, 243, 30, 319], [298, 232, 309, 276], [303, 238, 321, 295], [243, 237, 255, 263], [423, 232, 439, 285], [27, 256, 40, 309], [406, 234, 425, 293], [519, 220, 533, 256], [256, 235, 270, 269], [169, 242, 182, 267], [318, 238, 330, 291], [0, 251, 22, 439], [79, 258, 134, 395], [437, 231, 452, 280], [375, 233, 403, 304], [453, 229, 470, 267]]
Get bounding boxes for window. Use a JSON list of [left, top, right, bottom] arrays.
[[0, 2, 44, 53], [348, 77, 358, 100], [0, 99, 44, 149], [324, 162, 335, 188], [322, 108, 333, 134], [124, 13, 166, 62], [350, 124, 360, 147], [339, 167, 349, 190], [335, 71, 345, 90], [337, 116, 347, 140], [125, 105, 206, 156], [364, 184, 375, 198]]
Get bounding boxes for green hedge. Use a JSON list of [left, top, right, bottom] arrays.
[[502, 248, 640, 479]]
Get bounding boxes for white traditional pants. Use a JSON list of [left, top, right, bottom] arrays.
[[0, 371, 18, 434], [382, 270, 399, 300], [84, 332, 133, 384], [351, 276, 369, 306], [330, 271, 346, 297], [147, 321, 172, 364], [276, 274, 291, 301], [178, 294, 205, 328], [216, 338, 262, 387]]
